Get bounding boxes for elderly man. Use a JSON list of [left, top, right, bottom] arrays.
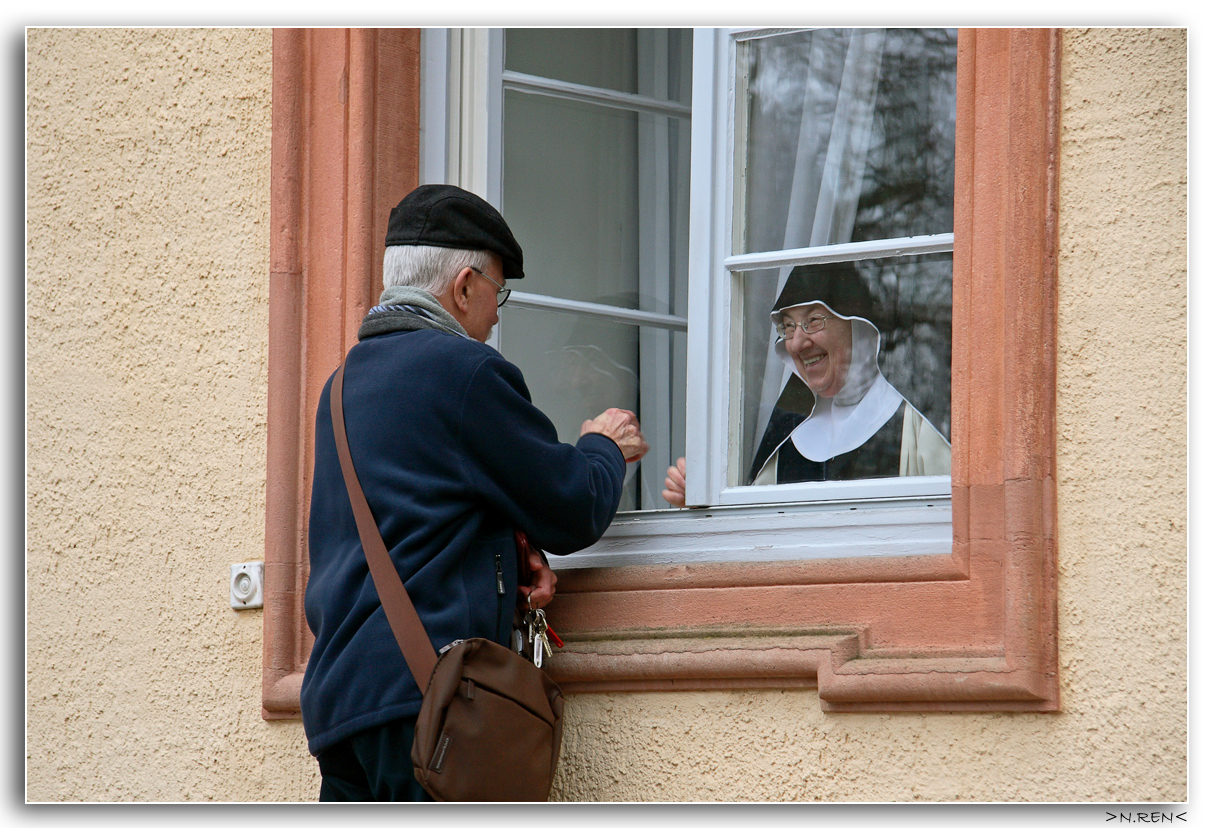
[[302, 185, 648, 801], [662, 262, 948, 505]]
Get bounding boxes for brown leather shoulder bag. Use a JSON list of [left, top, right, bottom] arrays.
[[329, 359, 564, 802]]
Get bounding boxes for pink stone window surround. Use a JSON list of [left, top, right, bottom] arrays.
[[263, 28, 1059, 718]]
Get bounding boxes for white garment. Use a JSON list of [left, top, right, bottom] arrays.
[[899, 405, 951, 476], [788, 372, 903, 461], [753, 402, 950, 484]]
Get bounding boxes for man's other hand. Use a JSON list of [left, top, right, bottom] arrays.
[[661, 456, 687, 508], [519, 548, 557, 609], [580, 408, 649, 463]]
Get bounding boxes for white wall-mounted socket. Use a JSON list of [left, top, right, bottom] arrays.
[[230, 562, 264, 610]]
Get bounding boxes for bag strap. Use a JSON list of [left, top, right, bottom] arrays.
[[329, 359, 439, 690]]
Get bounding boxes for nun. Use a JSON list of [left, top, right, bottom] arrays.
[[662, 262, 949, 506]]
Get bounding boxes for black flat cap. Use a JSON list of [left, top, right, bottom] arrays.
[[385, 185, 525, 280]]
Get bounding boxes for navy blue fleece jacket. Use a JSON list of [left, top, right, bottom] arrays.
[[300, 328, 625, 755]]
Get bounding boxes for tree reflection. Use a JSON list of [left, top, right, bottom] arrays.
[[851, 28, 957, 244]]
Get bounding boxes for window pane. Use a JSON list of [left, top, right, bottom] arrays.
[[498, 306, 687, 512], [505, 28, 638, 94], [502, 90, 691, 314], [504, 28, 693, 106], [735, 253, 952, 487], [503, 91, 639, 309], [736, 28, 957, 255], [499, 28, 693, 513]]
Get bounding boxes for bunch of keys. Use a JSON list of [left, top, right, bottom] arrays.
[[512, 595, 562, 668], [526, 607, 554, 668]]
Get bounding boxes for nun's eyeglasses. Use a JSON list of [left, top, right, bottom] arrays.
[[775, 314, 829, 340]]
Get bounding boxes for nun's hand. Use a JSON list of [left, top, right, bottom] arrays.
[[661, 456, 687, 508]]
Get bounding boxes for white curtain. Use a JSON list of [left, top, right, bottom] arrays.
[[747, 29, 887, 470]]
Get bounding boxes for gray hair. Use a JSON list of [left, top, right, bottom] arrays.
[[382, 245, 493, 296]]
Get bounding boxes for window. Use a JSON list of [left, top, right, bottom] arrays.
[[425, 27, 958, 566], [265, 27, 1060, 716]]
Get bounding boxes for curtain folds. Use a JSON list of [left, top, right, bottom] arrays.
[[746, 30, 888, 475]]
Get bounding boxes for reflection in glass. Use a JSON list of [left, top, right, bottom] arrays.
[[737, 254, 952, 486], [737, 28, 957, 255], [499, 306, 686, 511]]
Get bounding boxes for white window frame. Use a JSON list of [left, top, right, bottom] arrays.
[[420, 26, 953, 568]]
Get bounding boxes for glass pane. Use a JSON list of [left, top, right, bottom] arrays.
[[503, 91, 638, 309], [736, 28, 957, 255], [498, 306, 687, 512], [500, 28, 693, 514], [502, 90, 691, 314], [506, 28, 638, 94], [735, 253, 952, 487], [504, 28, 693, 105]]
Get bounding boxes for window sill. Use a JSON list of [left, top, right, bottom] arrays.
[[552, 494, 953, 570]]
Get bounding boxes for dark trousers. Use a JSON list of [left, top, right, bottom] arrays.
[[316, 717, 434, 802]]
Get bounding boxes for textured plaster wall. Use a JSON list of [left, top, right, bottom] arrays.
[[24, 27, 1186, 802], [549, 27, 1188, 802], [25, 28, 318, 800]]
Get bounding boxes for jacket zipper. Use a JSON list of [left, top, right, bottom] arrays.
[[494, 551, 505, 641]]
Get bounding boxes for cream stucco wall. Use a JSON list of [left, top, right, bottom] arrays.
[[25, 27, 1186, 802], [25, 28, 318, 800]]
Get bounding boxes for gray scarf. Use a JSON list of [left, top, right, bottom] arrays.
[[356, 285, 471, 341]]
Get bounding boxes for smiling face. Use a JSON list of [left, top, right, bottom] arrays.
[[780, 303, 853, 398]]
